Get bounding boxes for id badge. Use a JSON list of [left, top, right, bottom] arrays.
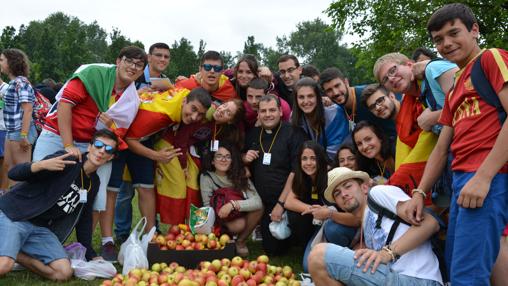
[[348, 120, 356, 132], [210, 140, 219, 152], [79, 189, 87, 203], [262, 153, 272, 165]]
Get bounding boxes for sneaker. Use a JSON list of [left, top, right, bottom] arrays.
[[116, 234, 129, 246], [101, 241, 118, 262], [12, 263, 25, 271], [251, 225, 263, 241], [235, 240, 249, 258]]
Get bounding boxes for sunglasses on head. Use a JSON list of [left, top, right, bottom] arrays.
[[93, 140, 116, 155], [202, 63, 223, 72]]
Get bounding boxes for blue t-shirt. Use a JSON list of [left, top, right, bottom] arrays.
[[421, 60, 458, 108]]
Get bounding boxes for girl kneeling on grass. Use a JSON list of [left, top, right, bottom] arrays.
[[284, 141, 360, 272], [200, 141, 263, 257]]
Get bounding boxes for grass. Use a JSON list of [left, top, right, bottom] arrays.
[[1, 194, 305, 285]]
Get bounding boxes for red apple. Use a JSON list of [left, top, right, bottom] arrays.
[[231, 256, 243, 267], [231, 275, 244, 286], [176, 245, 185, 251], [253, 271, 264, 283], [239, 268, 251, 280], [207, 240, 218, 249], [257, 255, 269, 264], [210, 259, 222, 272], [185, 233, 195, 242], [167, 240, 177, 250], [169, 225, 180, 236], [256, 262, 267, 273], [246, 279, 257, 286], [221, 258, 231, 267]]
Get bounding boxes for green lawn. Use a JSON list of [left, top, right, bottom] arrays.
[[0, 194, 305, 285]]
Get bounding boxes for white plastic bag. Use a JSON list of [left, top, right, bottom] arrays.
[[269, 211, 291, 240], [118, 217, 156, 275], [71, 259, 117, 280]]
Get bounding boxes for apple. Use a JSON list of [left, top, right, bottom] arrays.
[[221, 258, 231, 267], [210, 259, 222, 272], [206, 281, 218, 286], [253, 271, 264, 283], [169, 262, 179, 269], [247, 261, 257, 273], [207, 240, 218, 249], [219, 234, 230, 246], [185, 245, 194, 250], [228, 266, 240, 277], [220, 274, 231, 284], [217, 280, 228, 286], [275, 281, 287, 286], [282, 266, 293, 278], [195, 242, 205, 250], [231, 256, 244, 267], [167, 240, 177, 250], [142, 272, 151, 282], [185, 233, 195, 242], [268, 265, 277, 275], [169, 225, 180, 236], [231, 275, 244, 286], [166, 233, 176, 241], [160, 245, 168, 250], [237, 282, 249, 286], [149, 275, 158, 284], [263, 275, 274, 284], [158, 274, 168, 284], [176, 234, 185, 244], [256, 262, 267, 273], [178, 278, 199, 286], [175, 266, 186, 273], [176, 245, 185, 250], [175, 273, 185, 283], [138, 281, 147, 286], [208, 233, 217, 241], [239, 268, 251, 280], [152, 263, 162, 272], [257, 255, 269, 264], [246, 279, 257, 286]]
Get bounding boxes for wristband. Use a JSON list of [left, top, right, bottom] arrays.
[[327, 208, 334, 219], [20, 131, 28, 136], [411, 188, 427, 199], [64, 143, 74, 148], [382, 245, 400, 262], [277, 200, 285, 208]]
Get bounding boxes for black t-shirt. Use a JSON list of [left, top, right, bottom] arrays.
[[30, 169, 92, 227], [244, 122, 307, 205]]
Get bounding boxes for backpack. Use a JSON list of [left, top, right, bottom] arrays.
[[367, 192, 449, 283], [204, 172, 245, 222], [32, 89, 51, 133]]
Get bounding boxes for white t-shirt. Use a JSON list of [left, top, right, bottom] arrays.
[[363, 185, 443, 285]]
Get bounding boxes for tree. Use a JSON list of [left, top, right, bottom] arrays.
[[243, 36, 264, 60], [276, 18, 369, 84], [106, 28, 143, 64], [220, 51, 234, 68], [326, 0, 508, 75], [166, 37, 198, 80]]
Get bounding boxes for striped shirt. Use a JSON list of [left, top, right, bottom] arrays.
[[2, 76, 35, 131]]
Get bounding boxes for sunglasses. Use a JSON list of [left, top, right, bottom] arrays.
[[93, 140, 116, 155], [202, 64, 223, 72]]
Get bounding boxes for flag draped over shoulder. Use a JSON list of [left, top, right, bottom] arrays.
[[70, 64, 117, 112], [388, 94, 437, 205], [126, 88, 190, 140], [176, 74, 237, 102]]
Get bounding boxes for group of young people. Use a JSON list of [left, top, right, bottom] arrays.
[[0, 2, 506, 285]]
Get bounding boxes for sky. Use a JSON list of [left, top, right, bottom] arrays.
[[0, 0, 342, 54]]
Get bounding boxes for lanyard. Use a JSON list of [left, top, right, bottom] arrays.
[[259, 123, 282, 154], [344, 88, 356, 122], [80, 169, 92, 193], [213, 123, 223, 141], [376, 160, 387, 178]]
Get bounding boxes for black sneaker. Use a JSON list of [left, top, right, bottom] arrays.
[[116, 234, 129, 246], [101, 242, 118, 262]]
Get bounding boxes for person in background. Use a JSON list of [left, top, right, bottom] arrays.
[[333, 142, 358, 170], [412, 47, 438, 62], [0, 79, 8, 195], [302, 64, 320, 82], [0, 49, 37, 187]]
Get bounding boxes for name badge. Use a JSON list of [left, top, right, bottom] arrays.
[[348, 120, 356, 132], [210, 140, 219, 152], [262, 153, 272, 165], [79, 189, 87, 203]]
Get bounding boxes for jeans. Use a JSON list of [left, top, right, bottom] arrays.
[[114, 181, 135, 239]]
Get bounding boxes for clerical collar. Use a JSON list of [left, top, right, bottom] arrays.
[[265, 129, 273, 134]]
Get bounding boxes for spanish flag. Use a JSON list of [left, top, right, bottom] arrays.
[[125, 88, 190, 140], [387, 93, 437, 205], [176, 74, 238, 102]]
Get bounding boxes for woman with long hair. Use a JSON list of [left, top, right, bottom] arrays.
[[291, 77, 349, 161], [333, 142, 359, 170], [200, 141, 263, 257], [231, 55, 258, 101], [352, 120, 395, 183], [284, 141, 359, 271]]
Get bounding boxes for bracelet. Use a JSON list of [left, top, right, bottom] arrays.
[[277, 200, 285, 208], [382, 245, 400, 262], [230, 201, 236, 211], [64, 143, 74, 148], [20, 131, 28, 137], [327, 208, 334, 219], [411, 188, 427, 199]]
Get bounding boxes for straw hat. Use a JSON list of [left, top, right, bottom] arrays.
[[324, 167, 370, 203]]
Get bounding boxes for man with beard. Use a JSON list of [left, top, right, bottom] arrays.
[[319, 67, 397, 139], [308, 167, 442, 286]]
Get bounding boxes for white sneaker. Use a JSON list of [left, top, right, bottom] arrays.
[[251, 225, 263, 241], [12, 263, 25, 271]]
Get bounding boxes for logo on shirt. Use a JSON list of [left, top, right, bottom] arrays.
[[452, 95, 481, 125], [55, 183, 81, 214]]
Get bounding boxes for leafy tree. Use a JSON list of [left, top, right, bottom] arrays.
[[243, 36, 264, 60], [326, 0, 508, 76], [276, 18, 369, 84], [197, 39, 207, 64], [220, 51, 234, 68], [166, 37, 198, 80], [106, 28, 143, 64]]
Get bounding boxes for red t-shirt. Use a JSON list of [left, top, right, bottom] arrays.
[[439, 49, 508, 172], [44, 79, 118, 142]]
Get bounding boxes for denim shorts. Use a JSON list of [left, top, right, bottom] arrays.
[[6, 123, 38, 145], [0, 130, 6, 156], [324, 244, 441, 286], [0, 210, 68, 264], [108, 139, 155, 191]]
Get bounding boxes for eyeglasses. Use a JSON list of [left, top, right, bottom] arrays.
[[93, 140, 116, 155], [368, 96, 386, 111], [279, 67, 297, 76], [202, 64, 223, 72], [152, 53, 170, 59], [214, 154, 232, 161], [122, 57, 145, 70], [381, 65, 398, 85]]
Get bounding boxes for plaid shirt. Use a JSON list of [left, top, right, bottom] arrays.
[[3, 76, 35, 131]]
